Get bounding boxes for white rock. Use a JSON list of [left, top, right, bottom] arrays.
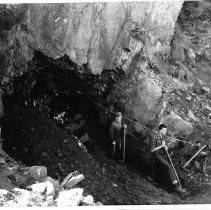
[[45, 176, 60, 193], [82, 195, 94, 205], [28, 182, 47, 194], [45, 180, 55, 196], [27, 178, 56, 197], [12, 188, 31, 206], [56, 188, 83, 206]]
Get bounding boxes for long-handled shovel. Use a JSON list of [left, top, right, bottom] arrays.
[[165, 147, 182, 188], [122, 125, 127, 164], [183, 145, 207, 169], [112, 141, 116, 159]]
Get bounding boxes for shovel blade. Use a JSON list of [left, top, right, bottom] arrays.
[[183, 163, 189, 168], [181, 166, 190, 173]]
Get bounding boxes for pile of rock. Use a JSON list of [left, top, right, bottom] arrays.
[[0, 164, 103, 207]]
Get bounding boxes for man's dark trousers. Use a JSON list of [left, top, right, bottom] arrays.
[[152, 150, 177, 183]]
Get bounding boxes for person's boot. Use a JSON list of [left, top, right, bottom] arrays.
[[175, 185, 189, 196]]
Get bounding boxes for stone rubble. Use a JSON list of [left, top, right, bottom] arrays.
[[0, 160, 102, 207]]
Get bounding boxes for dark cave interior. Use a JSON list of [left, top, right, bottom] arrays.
[[0, 51, 175, 192]]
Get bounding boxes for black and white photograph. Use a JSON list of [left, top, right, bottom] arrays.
[[0, 0, 211, 207]]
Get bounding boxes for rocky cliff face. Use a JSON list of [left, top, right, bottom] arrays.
[[171, 0, 211, 87], [0, 2, 183, 89], [2, 1, 210, 142]]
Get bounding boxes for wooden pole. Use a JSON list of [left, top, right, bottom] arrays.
[[165, 148, 182, 188], [122, 126, 126, 164], [183, 145, 206, 168]]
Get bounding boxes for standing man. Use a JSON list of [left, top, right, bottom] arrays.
[[150, 124, 187, 195], [109, 112, 127, 163]]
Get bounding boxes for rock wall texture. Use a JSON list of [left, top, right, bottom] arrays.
[[171, 0, 211, 87], [1, 1, 211, 148], [0, 2, 183, 88]]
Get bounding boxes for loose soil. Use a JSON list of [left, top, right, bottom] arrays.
[[1, 96, 211, 205]]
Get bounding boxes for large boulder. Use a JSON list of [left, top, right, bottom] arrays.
[[107, 74, 163, 130], [0, 2, 183, 89], [125, 77, 163, 128], [162, 111, 193, 139], [27, 178, 57, 196], [56, 188, 84, 206], [27, 166, 47, 182]]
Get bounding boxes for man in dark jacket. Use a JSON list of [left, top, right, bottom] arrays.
[[150, 124, 187, 195], [109, 112, 127, 163]]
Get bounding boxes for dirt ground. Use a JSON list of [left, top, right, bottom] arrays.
[[1, 96, 211, 205]]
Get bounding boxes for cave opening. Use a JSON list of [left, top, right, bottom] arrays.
[[0, 51, 174, 192], [0, 51, 112, 165]]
